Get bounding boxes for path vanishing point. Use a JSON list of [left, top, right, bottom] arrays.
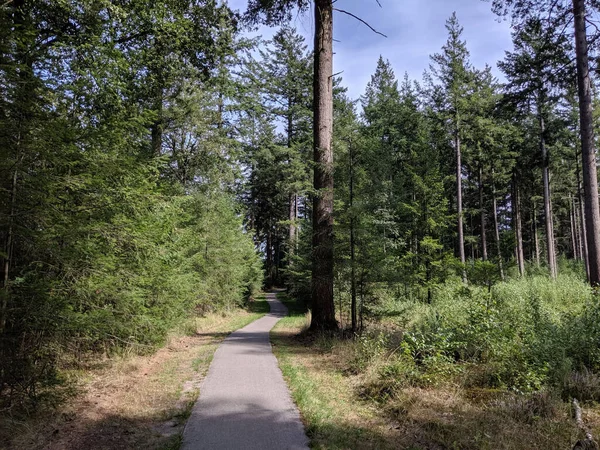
[[181, 292, 309, 450]]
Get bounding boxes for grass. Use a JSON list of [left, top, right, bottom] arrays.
[[272, 292, 598, 450], [1, 296, 269, 450], [272, 294, 393, 449]]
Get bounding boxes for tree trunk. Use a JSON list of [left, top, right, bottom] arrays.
[[350, 143, 357, 333], [575, 197, 583, 260], [311, 0, 337, 331], [540, 111, 557, 278], [513, 177, 525, 277], [573, 0, 600, 286], [571, 197, 578, 260], [533, 203, 541, 267], [576, 143, 590, 280], [456, 132, 466, 282], [0, 163, 17, 333], [151, 91, 163, 157], [479, 164, 488, 261], [275, 238, 281, 286], [289, 193, 297, 256], [1, 0, 26, 334], [266, 226, 274, 287], [492, 174, 504, 281]]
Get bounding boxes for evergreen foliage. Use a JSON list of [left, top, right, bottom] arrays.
[[0, 0, 261, 408], [4, 0, 600, 416]]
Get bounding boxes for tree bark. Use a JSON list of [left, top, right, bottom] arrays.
[[513, 177, 525, 277], [492, 174, 504, 280], [289, 193, 297, 256], [533, 203, 541, 267], [479, 164, 488, 261], [573, 0, 600, 286], [570, 197, 578, 260], [575, 196, 584, 260], [456, 132, 467, 282], [539, 111, 557, 278], [1, 0, 26, 334], [151, 91, 163, 157], [349, 143, 357, 333], [576, 143, 590, 280], [1, 162, 17, 333], [266, 226, 274, 287], [310, 0, 337, 331]]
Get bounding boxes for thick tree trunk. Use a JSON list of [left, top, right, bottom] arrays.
[[573, 0, 600, 286], [479, 164, 488, 261], [311, 0, 337, 331], [456, 132, 466, 282], [513, 177, 525, 277], [540, 112, 557, 278]]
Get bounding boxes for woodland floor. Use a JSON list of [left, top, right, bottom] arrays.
[[0, 299, 269, 450], [6, 292, 600, 450], [271, 295, 600, 450]]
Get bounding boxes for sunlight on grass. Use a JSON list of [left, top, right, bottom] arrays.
[[271, 293, 589, 450]]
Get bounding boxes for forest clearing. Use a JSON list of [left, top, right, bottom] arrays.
[[3, 0, 600, 449]]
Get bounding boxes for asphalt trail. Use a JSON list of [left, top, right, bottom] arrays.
[[181, 292, 309, 450]]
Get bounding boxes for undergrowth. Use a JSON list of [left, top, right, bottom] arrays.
[[274, 276, 599, 448]]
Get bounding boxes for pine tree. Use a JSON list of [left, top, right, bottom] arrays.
[[499, 17, 572, 278], [245, 0, 338, 330], [256, 26, 313, 265], [490, 0, 600, 285], [428, 13, 475, 282]]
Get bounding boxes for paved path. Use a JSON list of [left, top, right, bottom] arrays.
[[181, 292, 309, 450]]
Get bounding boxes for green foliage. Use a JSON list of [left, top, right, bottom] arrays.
[[0, 0, 263, 409], [350, 275, 597, 395]]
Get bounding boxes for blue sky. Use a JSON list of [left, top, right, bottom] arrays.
[[228, 0, 514, 100]]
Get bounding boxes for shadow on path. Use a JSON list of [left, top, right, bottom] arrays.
[[181, 292, 309, 450]]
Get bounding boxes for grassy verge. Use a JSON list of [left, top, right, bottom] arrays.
[[272, 294, 393, 449], [2, 296, 269, 450], [272, 293, 596, 450]]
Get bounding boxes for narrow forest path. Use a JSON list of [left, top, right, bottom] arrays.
[[181, 292, 309, 450]]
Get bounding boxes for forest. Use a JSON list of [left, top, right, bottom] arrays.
[[3, 0, 600, 448]]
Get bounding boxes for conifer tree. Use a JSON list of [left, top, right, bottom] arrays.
[[499, 18, 572, 278], [256, 26, 313, 262], [491, 0, 600, 285], [428, 13, 474, 282]]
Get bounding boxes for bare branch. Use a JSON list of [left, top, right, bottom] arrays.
[[333, 8, 387, 38], [545, 0, 561, 23], [586, 16, 600, 38]]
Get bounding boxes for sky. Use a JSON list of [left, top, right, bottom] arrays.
[[227, 0, 515, 100]]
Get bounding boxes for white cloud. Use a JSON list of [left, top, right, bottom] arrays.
[[227, 0, 513, 99]]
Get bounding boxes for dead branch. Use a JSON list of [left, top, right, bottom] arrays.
[[333, 8, 387, 38], [573, 398, 599, 450]]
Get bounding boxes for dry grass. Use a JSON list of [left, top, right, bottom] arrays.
[[1, 299, 268, 450], [272, 297, 600, 450]]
